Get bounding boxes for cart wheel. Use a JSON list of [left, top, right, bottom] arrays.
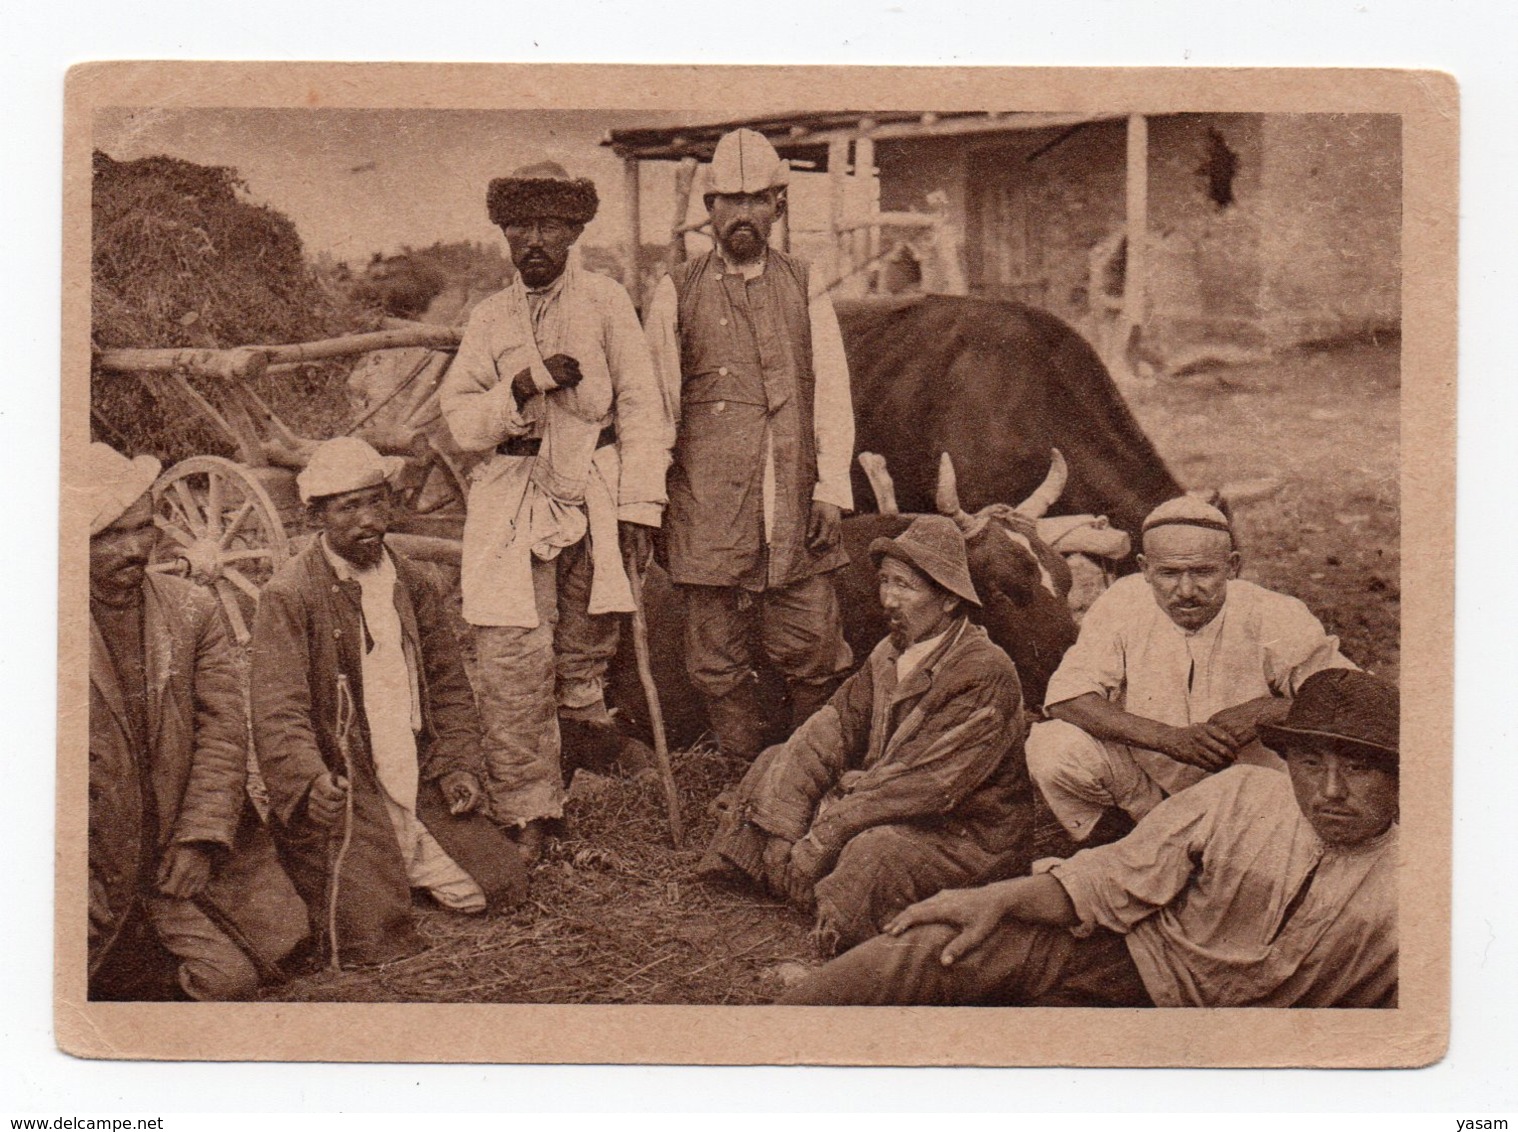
[[151, 456, 290, 645]]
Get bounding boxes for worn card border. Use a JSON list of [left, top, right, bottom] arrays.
[[56, 62, 1456, 1067]]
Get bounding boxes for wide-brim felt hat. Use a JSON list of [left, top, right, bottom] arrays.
[[1260, 668, 1399, 765], [487, 160, 599, 228], [869, 514, 981, 607], [87, 442, 162, 536]]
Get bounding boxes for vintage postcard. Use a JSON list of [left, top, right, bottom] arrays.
[[59, 62, 1456, 1066]]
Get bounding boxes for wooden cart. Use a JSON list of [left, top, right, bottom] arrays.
[[94, 324, 472, 644]]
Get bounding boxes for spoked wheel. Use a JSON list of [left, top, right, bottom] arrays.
[[150, 456, 291, 644]]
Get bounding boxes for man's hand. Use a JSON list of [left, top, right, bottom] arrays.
[[1206, 702, 1261, 749], [438, 770, 482, 816], [784, 837, 827, 907], [542, 353, 584, 390], [884, 886, 1011, 967], [156, 843, 214, 899], [761, 836, 795, 897], [1161, 723, 1239, 771], [510, 366, 539, 404], [619, 521, 654, 573], [806, 501, 843, 553], [305, 771, 350, 830]]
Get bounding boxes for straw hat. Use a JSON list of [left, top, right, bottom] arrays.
[[1260, 669, 1399, 766]]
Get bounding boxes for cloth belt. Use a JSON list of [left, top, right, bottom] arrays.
[[498, 422, 617, 458]]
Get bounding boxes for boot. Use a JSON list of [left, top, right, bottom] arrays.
[[787, 677, 842, 732], [704, 682, 767, 762]]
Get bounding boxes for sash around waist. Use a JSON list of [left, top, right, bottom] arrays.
[[498, 421, 617, 457]]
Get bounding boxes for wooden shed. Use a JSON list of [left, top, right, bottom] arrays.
[[605, 111, 1401, 369]]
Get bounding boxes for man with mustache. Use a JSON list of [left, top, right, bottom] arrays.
[[643, 128, 856, 761], [87, 443, 305, 999], [1026, 495, 1355, 844], [782, 668, 1399, 1008], [698, 516, 1032, 953], [251, 438, 527, 967], [440, 162, 670, 861]]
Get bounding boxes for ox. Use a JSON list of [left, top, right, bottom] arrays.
[[838, 294, 1181, 543]]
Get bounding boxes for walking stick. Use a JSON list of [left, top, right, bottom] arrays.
[[326, 674, 357, 972], [625, 553, 684, 847]]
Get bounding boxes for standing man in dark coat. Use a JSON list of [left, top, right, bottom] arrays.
[[251, 438, 527, 968], [88, 443, 306, 1000], [644, 127, 857, 759]]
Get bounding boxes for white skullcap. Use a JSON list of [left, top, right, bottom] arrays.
[[297, 436, 406, 505]]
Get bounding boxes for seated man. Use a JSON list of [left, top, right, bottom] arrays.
[[782, 668, 1399, 1008], [88, 443, 306, 1000], [252, 438, 528, 969], [1027, 495, 1355, 843], [700, 515, 1033, 952]]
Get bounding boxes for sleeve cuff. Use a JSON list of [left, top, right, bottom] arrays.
[[617, 502, 664, 527], [811, 481, 854, 512], [530, 357, 558, 392]]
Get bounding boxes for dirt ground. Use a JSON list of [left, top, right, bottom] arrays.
[[265, 338, 1400, 1005]]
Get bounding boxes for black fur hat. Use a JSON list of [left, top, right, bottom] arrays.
[[487, 161, 599, 228]]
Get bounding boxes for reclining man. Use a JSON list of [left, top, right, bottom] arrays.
[[782, 667, 1399, 1008], [88, 442, 305, 1000], [251, 438, 527, 968], [1027, 494, 1355, 844], [700, 515, 1033, 953]]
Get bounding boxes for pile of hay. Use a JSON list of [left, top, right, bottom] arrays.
[[91, 150, 373, 463]]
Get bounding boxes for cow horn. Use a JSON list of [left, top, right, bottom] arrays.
[[935, 453, 976, 534], [1014, 448, 1068, 519], [857, 451, 899, 516]]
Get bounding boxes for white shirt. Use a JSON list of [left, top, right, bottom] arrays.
[[895, 626, 952, 684], [1044, 575, 1356, 795]]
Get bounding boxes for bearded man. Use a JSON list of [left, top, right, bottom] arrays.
[[88, 443, 305, 1000], [643, 127, 856, 760], [251, 438, 527, 968], [699, 515, 1032, 953], [440, 161, 670, 859]]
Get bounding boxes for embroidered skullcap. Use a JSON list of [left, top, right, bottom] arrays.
[[1140, 495, 1233, 538]]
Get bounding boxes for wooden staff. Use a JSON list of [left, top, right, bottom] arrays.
[[624, 556, 684, 847], [326, 674, 358, 972]]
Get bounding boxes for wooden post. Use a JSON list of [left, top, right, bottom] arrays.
[[623, 156, 643, 310], [828, 137, 851, 282], [669, 157, 698, 268], [1124, 114, 1148, 334], [852, 134, 876, 291]]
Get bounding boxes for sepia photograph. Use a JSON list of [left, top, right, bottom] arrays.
[[58, 63, 1456, 1066]]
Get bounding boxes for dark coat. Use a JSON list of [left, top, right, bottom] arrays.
[[88, 573, 306, 984], [250, 540, 526, 967], [720, 618, 1033, 882]]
